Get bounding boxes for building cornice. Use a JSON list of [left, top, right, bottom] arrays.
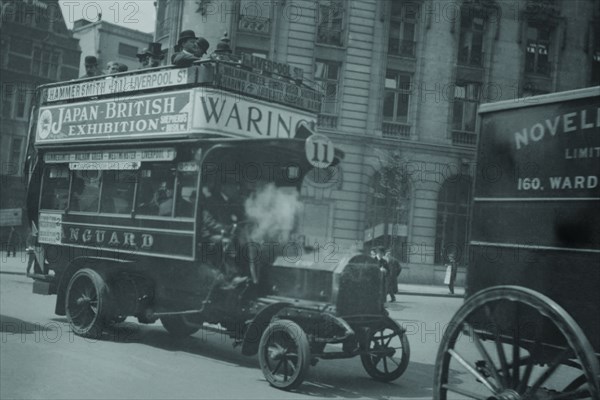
[[73, 20, 152, 42]]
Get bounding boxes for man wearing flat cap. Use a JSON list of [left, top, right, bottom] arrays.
[[80, 55, 100, 78], [172, 30, 209, 67], [137, 42, 165, 69]]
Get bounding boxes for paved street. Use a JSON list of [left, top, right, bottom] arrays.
[[0, 256, 464, 400]]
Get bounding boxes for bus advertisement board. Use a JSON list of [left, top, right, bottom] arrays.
[[43, 69, 190, 103], [191, 88, 316, 139], [36, 91, 192, 144]]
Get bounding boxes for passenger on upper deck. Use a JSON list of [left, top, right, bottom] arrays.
[[172, 30, 210, 67], [106, 61, 121, 75], [80, 56, 100, 78], [137, 42, 164, 68], [210, 33, 233, 61]]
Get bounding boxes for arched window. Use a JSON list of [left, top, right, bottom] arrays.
[[434, 175, 472, 266], [365, 164, 411, 262]]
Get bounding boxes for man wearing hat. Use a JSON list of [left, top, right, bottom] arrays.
[[137, 42, 165, 69], [172, 30, 209, 67], [81, 55, 100, 78]]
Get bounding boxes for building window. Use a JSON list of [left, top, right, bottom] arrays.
[[156, 1, 170, 38], [383, 71, 411, 123], [314, 60, 340, 116], [32, 49, 59, 79], [452, 82, 480, 133], [10, 36, 32, 55], [238, 0, 271, 35], [9, 137, 23, 168], [15, 86, 27, 119], [434, 176, 472, 266], [1, 84, 14, 118], [118, 43, 138, 59], [458, 9, 484, 67], [316, 0, 345, 47], [525, 24, 551, 76], [388, 1, 417, 57]]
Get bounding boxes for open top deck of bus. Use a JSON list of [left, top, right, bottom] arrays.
[[31, 57, 323, 148]]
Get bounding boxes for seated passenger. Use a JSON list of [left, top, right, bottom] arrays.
[[172, 30, 209, 67], [155, 181, 174, 216]]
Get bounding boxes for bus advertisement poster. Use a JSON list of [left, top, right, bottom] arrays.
[[36, 91, 192, 144]]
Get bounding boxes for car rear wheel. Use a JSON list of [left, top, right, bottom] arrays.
[[258, 319, 311, 391]]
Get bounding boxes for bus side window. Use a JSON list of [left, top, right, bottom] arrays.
[[71, 170, 101, 212], [40, 166, 69, 210], [136, 163, 176, 217], [100, 170, 137, 214], [176, 169, 199, 218]]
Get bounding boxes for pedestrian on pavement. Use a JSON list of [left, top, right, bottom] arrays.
[[445, 253, 458, 294], [384, 249, 401, 301], [376, 246, 394, 302], [7, 226, 20, 257]]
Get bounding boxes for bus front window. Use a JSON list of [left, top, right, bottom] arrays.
[[40, 166, 69, 210]]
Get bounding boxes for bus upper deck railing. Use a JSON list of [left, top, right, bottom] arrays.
[[36, 57, 323, 114]]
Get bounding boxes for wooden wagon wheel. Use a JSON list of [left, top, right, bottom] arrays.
[[433, 286, 600, 400]]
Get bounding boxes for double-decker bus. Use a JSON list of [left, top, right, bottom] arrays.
[[24, 55, 410, 390]]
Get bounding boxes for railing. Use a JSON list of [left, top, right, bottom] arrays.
[[316, 27, 344, 47], [317, 114, 338, 129], [238, 15, 271, 35], [451, 130, 477, 146], [382, 122, 411, 139]]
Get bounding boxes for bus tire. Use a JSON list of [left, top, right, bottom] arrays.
[[65, 268, 111, 339]]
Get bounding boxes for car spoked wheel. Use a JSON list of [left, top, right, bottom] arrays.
[[361, 317, 410, 382], [258, 320, 311, 391], [65, 268, 111, 339]]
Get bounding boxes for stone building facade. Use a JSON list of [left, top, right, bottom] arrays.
[[155, 0, 599, 283], [0, 0, 80, 244]]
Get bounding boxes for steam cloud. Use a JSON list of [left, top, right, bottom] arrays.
[[244, 183, 302, 244]]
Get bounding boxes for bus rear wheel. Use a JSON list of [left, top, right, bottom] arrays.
[[65, 268, 111, 339]]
